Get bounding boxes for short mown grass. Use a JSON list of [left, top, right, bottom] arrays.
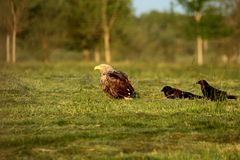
[[0, 62, 240, 159]]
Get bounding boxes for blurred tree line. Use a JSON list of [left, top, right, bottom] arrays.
[[0, 0, 239, 64]]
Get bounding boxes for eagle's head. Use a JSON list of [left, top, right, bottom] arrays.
[[94, 64, 114, 74]]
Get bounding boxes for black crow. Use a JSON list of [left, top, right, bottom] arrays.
[[196, 80, 237, 101], [161, 86, 203, 99]]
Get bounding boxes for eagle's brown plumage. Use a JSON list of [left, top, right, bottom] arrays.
[[94, 64, 135, 99]]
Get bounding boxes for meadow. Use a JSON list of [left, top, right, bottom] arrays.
[[0, 62, 240, 159]]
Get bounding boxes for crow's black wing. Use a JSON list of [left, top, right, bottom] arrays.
[[182, 91, 203, 99]]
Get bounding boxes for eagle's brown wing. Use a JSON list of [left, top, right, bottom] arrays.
[[103, 71, 135, 99]]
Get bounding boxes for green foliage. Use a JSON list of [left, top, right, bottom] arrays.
[[183, 8, 232, 40], [18, 0, 133, 61], [113, 11, 194, 60], [0, 0, 240, 63], [177, 0, 212, 13], [65, 0, 102, 50], [19, 0, 67, 61], [200, 6, 232, 39], [177, 0, 232, 40], [0, 62, 240, 159], [65, 0, 132, 51]]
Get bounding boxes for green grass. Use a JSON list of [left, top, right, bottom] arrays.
[[0, 62, 240, 159]]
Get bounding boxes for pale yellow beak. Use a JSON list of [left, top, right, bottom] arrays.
[[94, 65, 101, 70]]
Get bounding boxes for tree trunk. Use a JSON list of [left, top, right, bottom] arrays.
[[102, 0, 111, 64], [203, 39, 208, 52], [6, 34, 11, 63], [83, 49, 90, 61], [94, 48, 100, 63], [12, 27, 16, 63], [103, 27, 111, 63], [195, 12, 203, 66], [197, 35, 203, 65], [10, 0, 17, 63], [42, 40, 49, 63]]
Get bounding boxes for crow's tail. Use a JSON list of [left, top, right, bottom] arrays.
[[227, 95, 237, 99], [188, 95, 203, 99], [193, 95, 204, 99]]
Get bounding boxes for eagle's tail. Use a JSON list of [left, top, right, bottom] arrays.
[[135, 91, 141, 98]]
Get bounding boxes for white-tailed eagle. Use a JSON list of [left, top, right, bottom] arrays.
[[94, 64, 135, 99]]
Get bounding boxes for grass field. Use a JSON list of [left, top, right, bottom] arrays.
[[0, 62, 240, 159]]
